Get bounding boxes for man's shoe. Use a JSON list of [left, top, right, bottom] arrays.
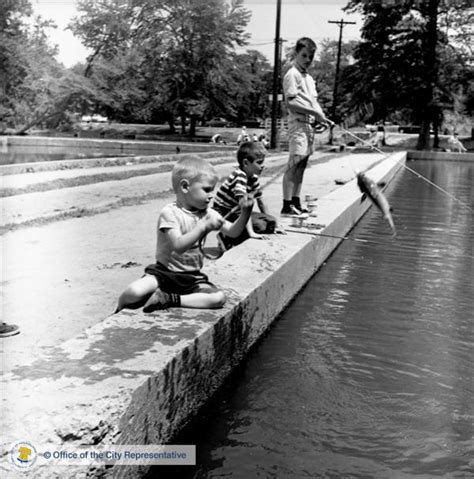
[[281, 204, 305, 217], [143, 289, 172, 313]]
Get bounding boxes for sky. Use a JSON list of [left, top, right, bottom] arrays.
[[31, 0, 362, 68]]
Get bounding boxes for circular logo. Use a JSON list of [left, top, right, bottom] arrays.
[[9, 440, 38, 470]]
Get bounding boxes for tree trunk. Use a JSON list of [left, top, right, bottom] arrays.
[[13, 103, 65, 135], [166, 112, 176, 133], [416, 0, 439, 150], [189, 116, 197, 137]]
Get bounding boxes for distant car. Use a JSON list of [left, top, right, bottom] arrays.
[[81, 114, 108, 123], [207, 117, 228, 127], [240, 118, 262, 128]]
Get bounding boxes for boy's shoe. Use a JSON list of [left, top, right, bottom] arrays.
[[143, 289, 172, 313], [292, 199, 309, 214], [280, 204, 307, 217], [296, 206, 309, 214], [0, 323, 20, 338]]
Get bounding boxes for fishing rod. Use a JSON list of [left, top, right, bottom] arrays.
[[199, 205, 240, 260], [335, 124, 473, 213]]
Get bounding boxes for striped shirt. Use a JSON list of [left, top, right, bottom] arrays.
[[213, 168, 262, 217]]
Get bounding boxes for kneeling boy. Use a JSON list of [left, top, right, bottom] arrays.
[[212, 141, 277, 249]]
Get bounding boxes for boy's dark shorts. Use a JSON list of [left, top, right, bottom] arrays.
[[219, 211, 277, 248], [144, 262, 219, 295]]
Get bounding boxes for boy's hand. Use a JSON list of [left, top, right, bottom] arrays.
[[203, 209, 224, 232], [324, 118, 335, 127], [249, 232, 268, 240], [239, 193, 254, 211], [275, 226, 287, 235]]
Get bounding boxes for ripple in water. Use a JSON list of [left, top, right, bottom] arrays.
[[152, 161, 474, 479]]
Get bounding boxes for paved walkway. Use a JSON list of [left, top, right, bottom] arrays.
[[1, 150, 384, 373], [2, 149, 399, 479]]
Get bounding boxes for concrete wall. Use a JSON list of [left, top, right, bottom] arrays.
[[4, 135, 234, 154], [1, 152, 406, 478], [407, 150, 474, 162]]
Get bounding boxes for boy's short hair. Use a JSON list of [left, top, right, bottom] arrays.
[[237, 141, 266, 168], [296, 37, 316, 53], [171, 156, 218, 191]]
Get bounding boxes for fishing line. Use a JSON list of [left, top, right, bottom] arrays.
[[199, 205, 240, 260], [285, 227, 474, 260], [334, 124, 473, 213], [199, 156, 303, 260]]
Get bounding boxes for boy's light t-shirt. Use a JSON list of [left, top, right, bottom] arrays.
[[283, 63, 318, 124], [156, 203, 206, 272]]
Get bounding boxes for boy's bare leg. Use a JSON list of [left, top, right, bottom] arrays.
[[116, 275, 158, 313], [293, 156, 309, 197], [283, 155, 301, 200], [180, 291, 226, 309], [143, 290, 226, 312]]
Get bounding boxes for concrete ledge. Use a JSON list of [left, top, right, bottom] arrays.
[[407, 150, 474, 162], [1, 152, 405, 478], [5, 135, 234, 152], [1, 139, 236, 176]]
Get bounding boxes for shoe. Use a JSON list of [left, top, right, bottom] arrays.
[[143, 289, 172, 313], [0, 323, 20, 338], [281, 204, 306, 217], [296, 206, 309, 214], [292, 200, 309, 214]]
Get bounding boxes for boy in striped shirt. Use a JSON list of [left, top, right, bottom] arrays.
[[213, 141, 277, 249]]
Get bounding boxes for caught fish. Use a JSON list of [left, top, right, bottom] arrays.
[[357, 171, 396, 236]]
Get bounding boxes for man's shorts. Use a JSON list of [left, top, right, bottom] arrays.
[[144, 263, 219, 294], [288, 121, 315, 160]]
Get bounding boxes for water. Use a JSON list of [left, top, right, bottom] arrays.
[[0, 144, 180, 165], [170, 160, 474, 478]]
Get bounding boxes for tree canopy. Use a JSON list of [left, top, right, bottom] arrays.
[[70, 0, 266, 133], [1, 0, 472, 149], [343, 0, 473, 148]]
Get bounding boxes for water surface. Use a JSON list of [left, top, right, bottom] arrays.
[[180, 160, 474, 478]]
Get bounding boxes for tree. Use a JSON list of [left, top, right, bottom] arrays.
[[0, 1, 95, 133], [345, 0, 473, 150], [219, 50, 272, 124], [71, 0, 252, 134]]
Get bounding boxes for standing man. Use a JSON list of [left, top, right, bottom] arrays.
[[281, 37, 332, 216]]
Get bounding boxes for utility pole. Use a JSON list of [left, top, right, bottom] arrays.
[[270, 0, 282, 150], [328, 18, 355, 143]]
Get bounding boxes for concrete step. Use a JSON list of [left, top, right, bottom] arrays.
[[0, 152, 240, 197], [0, 153, 290, 232]]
